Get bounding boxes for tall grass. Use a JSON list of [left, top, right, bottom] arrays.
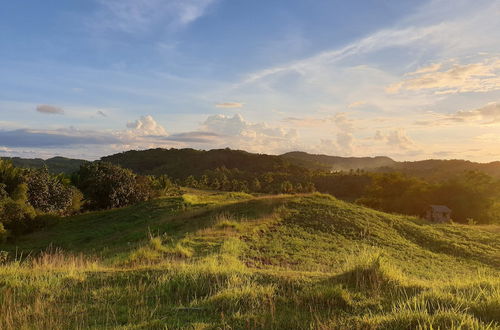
[[0, 192, 499, 329]]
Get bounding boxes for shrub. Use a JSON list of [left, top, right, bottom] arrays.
[[0, 197, 36, 235], [0, 250, 7, 264], [26, 167, 75, 214], [75, 162, 152, 210], [0, 223, 8, 243], [0, 159, 25, 195]]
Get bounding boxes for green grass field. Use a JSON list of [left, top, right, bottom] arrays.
[[1, 190, 499, 329]]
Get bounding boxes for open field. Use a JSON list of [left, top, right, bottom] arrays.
[[1, 190, 499, 329]]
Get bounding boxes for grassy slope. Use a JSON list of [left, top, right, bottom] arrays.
[[1, 191, 499, 329]]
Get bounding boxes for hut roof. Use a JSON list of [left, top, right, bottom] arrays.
[[429, 205, 451, 213]]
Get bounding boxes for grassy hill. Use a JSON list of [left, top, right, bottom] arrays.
[[1, 190, 499, 329]]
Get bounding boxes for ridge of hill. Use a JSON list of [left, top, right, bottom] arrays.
[[1, 156, 87, 174], [101, 148, 300, 178], [281, 151, 397, 171], [4, 148, 500, 181], [102, 148, 500, 181], [1, 190, 499, 328]]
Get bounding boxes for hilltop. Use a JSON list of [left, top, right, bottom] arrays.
[[0, 156, 87, 174], [101, 148, 297, 178], [281, 151, 396, 171], [1, 190, 499, 329], [6, 148, 500, 182]]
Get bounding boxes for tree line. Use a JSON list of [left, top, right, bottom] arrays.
[[2, 155, 499, 243], [0, 160, 179, 241], [183, 167, 500, 224]]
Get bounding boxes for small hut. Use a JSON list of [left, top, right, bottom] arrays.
[[426, 205, 451, 223]]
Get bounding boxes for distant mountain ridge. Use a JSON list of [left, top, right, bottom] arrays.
[[280, 151, 397, 171], [4, 149, 500, 180], [280, 151, 500, 179], [1, 156, 87, 174]]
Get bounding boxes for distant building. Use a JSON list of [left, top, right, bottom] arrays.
[[426, 205, 452, 223]]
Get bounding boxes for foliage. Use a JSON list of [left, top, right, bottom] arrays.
[[74, 161, 153, 210], [0, 224, 7, 243], [0, 184, 36, 234], [26, 167, 75, 214], [1, 156, 87, 174], [0, 159, 25, 195], [150, 174, 180, 197]]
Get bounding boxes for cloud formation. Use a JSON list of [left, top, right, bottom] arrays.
[[374, 129, 418, 150], [386, 57, 500, 94], [160, 131, 220, 143], [126, 115, 167, 135], [36, 104, 64, 115], [0, 128, 120, 148], [449, 102, 500, 124], [215, 102, 244, 108], [201, 114, 299, 153], [93, 0, 217, 33], [413, 102, 500, 126]]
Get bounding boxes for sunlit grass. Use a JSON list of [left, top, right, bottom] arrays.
[[0, 191, 499, 329]]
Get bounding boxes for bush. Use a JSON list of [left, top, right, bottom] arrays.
[[0, 198, 36, 235], [150, 175, 180, 197], [0, 159, 25, 195], [0, 223, 8, 243], [26, 167, 74, 214], [75, 162, 152, 210]]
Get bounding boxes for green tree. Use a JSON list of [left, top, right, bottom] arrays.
[[75, 162, 148, 210], [280, 181, 293, 194], [26, 167, 74, 214], [0, 159, 25, 195], [251, 178, 261, 192], [210, 178, 221, 190], [0, 184, 36, 234], [184, 175, 198, 188]]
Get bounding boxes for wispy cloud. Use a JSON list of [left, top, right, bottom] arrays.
[[417, 102, 500, 126], [36, 104, 64, 115], [91, 0, 218, 34], [387, 57, 500, 94], [0, 128, 119, 148], [215, 102, 244, 109], [374, 129, 419, 151]]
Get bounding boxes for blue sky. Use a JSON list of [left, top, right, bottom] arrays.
[[1, 0, 499, 161]]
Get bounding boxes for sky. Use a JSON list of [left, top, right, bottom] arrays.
[[0, 0, 499, 161]]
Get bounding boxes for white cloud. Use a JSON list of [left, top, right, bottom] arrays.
[[374, 129, 418, 150], [36, 104, 64, 115], [126, 115, 167, 135], [201, 113, 299, 153]]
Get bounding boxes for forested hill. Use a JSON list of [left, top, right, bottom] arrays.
[[0, 156, 86, 174], [101, 148, 305, 179], [102, 148, 500, 181], [386, 159, 500, 180], [281, 151, 396, 171], [5, 148, 500, 181]]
